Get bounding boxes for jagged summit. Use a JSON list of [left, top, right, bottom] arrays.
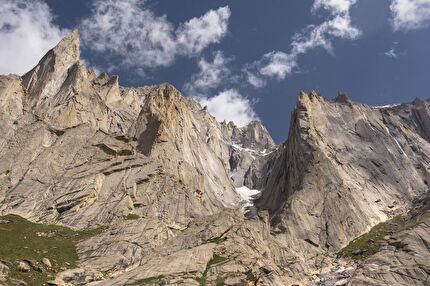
[[0, 31, 429, 286], [29, 29, 80, 70], [22, 30, 80, 103], [334, 92, 352, 103]]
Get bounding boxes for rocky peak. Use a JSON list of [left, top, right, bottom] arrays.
[[15, 31, 145, 134], [129, 84, 184, 155], [2, 31, 430, 286], [128, 83, 242, 212], [22, 30, 80, 107], [412, 97, 425, 106], [240, 120, 276, 149], [221, 120, 276, 151], [258, 90, 430, 254], [297, 90, 325, 108], [334, 92, 352, 104]]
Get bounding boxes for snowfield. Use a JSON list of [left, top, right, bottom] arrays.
[[235, 186, 261, 207]]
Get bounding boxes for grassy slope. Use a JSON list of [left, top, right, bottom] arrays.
[[0, 214, 104, 286], [196, 254, 227, 286], [337, 214, 405, 260]]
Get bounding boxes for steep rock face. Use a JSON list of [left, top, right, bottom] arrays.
[[0, 75, 26, 151], [348, 196, 430, 286], [22, 30, 81, 108], [257, 91, 430, 255], [0, 31, 263, 228], [128, 83, 241, 214], [0, 75, 25, 125], [22, 30, 142, 135], [1, 31, 429, 286], [222, 120, 277, 188], [0, 32, 284, 285], [222, 120, 275, 151]]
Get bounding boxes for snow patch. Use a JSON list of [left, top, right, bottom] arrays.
[[362, 112, 375, 131], [385, 127, 407, 158], [231, 143, 273, 157], [235, 186, 260, 207], [372, 104, 400, 109]]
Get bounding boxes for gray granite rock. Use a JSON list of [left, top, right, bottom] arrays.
[[1, 31, 429, 286]]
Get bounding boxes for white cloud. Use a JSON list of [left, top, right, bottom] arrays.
[[326, 14, 361, 38], [384, 47, 399, 58], [80, 0, 230, 71], [185, 54, 258, 127], [245, 70, 266, 88], [245, 0, 360, 87], [176, 7, 231, 56], [258, 51, 297, 80], [0, 0, 67, 75], [184, 52, 258, 127], [312, 0, 358, 14], [184, 51, 231, 96], [198, 89, 257, 127], [291, 14, 360, 55], [390, 0, 430, 31]]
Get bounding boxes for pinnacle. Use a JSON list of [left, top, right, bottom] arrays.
[[52, 29, 80, 62]]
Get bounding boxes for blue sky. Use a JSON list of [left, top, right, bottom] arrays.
[[1, 0, 430, 142]]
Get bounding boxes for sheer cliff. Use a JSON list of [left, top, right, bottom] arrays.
[[0, 31, 429, 286]]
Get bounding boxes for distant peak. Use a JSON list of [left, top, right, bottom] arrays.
[[309, 90, 320, 98], [64, 29, 79, 45], [23, 29, 80, 79], [413, 97, 424, 106], [335, 92, 351, 104], [22, 29, 81, 106], [298, 90, 322, 100], [297, 90, 324, 109], [52, 29, 80, 62]]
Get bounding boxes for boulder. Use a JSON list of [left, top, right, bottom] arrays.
[[42, 258, 52, 268], [15, 261, 30, 273]]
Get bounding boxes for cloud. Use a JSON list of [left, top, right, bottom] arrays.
[[290, 14, 360, 55], [185, 54, 258, 127], [0, 0, 67, 75], [384, 47, 399, 58], [245, 0, 360, 87], [258, 51, 297, 79], [312, 0, 358, 14], [245, 70, 266, 88], [198, 89, 258, 127], [80, 0, 230, 72], [183, 51, 231, 96], [390, 0, 430, 31], [243, 51, 297, 88], [176, 7, 231, 56]]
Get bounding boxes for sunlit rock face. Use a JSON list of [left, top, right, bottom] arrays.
[[257, 91, 430, 245], [0, 31, 429, 286]]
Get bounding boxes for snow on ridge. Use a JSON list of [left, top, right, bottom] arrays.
[[235, 186, 260, 207], [231, 142, 273, 157], [362, 112, 375, 131], [372, 104, 400, 109], [385, 127, 407, 158]]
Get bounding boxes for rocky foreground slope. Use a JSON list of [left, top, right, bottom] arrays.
[[0, 31, 429, 286]]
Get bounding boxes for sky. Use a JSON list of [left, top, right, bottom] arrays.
[[1, 0, 430, 142]]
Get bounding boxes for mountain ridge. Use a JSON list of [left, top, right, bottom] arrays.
[[0, 30, 429, 286]]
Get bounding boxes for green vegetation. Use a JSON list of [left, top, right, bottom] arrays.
[[125, 213, 140, 220], [207, 235, 227, 244], [216, 276, 226, 286], [208, 254, 227, 266], [207, 226, 231, 244], [337, 214, 406, 260], [0, 214, 104, 286], [196, 254, 228, 286], [130, 275, 166, 285]]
